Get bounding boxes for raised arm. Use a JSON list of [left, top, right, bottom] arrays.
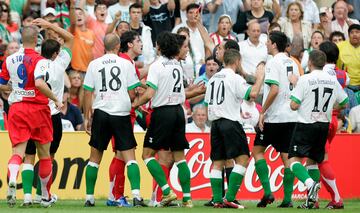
[[106, 11, 122, 34]]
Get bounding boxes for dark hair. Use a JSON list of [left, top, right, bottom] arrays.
[[205, 56, 216, 63], [348, 24, 360, 34], [0, 2, 12, 25], [41, 39, 61, 59], [116, 20, 130, 29], [175, 34, 187, 48], [269, 22, 281, 32], [311, 30, 324, 40], [329, 31, 345, 42], [129, 3, 142, 12], [23, 10, 39, 21], [120, 30, 140, 53], [224, 39, 240, 51], [186, 3, 200, 13], [319, 41, 339, 64], [309, 50, 326, 69], [269, 31, 288, 52], [94, 2, 107, 11], [223, 49, 241, 66], [156, 32, 179, 58]]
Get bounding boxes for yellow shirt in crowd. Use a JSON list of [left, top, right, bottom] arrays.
[[337, 40, 360, 86]]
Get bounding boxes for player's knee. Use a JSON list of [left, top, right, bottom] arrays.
[[23, 154, 36, 164]]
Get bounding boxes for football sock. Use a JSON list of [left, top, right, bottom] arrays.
[[39, 158, 53, 200], [155, 164, 170, 202], [319, 160, 341, 202], [126, 160, 141, 197], [291, 162, 314, 189], [210, 169, 223, 203], [255, 159, 272, 196], [144, 158, 170, 195], [225, 164, 246, 202], [176, 160, 191, 202], [283, 168, 294, 203], [8, 154, 22, 184], [108, 157, 116, 201], [22, 164, 34, 201], [86, 161, 99, 196], [36, 176, 41, 196], [307, 165, 320, 182], [109, 157, 125, 200]]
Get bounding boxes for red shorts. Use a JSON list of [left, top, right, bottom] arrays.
[[326, 114, 338, 153], [8, 102, 53, 147]]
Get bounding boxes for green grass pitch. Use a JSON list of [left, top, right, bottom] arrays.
[[1, 200, 360, 212]]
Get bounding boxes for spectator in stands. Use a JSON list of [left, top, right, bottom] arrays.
[[349, 105, 360, 133], [108, 0, 147, 23], [347, 0, 360, 21], [233, 0, 274, 35], [206, 0, 244, 33], [69, 0, 95, 73], [61, 87, 83, 131], [331, 0, 359, 39], [116, 20, 130, 37], [301, 30, 324, 70], [186, 104, 210, 133], [239, 21, 268, 79], [83, 0, 112, 23], [5, 41, 19, 56], [298, 0, 320, 27], [173, 3, 206, 74], [68, 70, 84, 110], [0, 2, 18, 44], [45, 0, 71, 30], [209, 15, 237, 46], [176, 27, 196, 82], [318, 6, 333, 40], [330, 31, 345, 44], [278, 1, 312, 59], [337, 24, 360, 91], [144, 0, 175, 45], [129, 3, 155, 66], [42, 7, 57, 22]]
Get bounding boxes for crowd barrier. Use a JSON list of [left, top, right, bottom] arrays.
[[0, 132, 359, 200]]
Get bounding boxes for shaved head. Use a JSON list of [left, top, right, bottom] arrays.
[[104, 33, 120, 52], [22, 26, 38, 46]]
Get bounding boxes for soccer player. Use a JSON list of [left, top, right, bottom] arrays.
[[0, 26, 63, 208], [206, 49, 264, 208], [132, 32, 193, 208], [106, 30, 143, 207], [252, 31, 300, 208], [289, 50, 348, 209], [83, 33, 144, 207], [21, 18, 73, 207]]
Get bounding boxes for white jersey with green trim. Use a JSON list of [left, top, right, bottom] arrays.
[[83, 53, 140, 116], [290, 70, 348, 124], [146, 56, 185, 108], [45, 48, 72, 115], [205, 68, 251, 122], [263, 52, 300, 123]]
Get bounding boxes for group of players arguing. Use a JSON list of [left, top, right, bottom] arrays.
[[0, 16, 349, 209]]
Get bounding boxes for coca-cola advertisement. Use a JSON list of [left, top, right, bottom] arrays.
[[169, 133, 360, 200]]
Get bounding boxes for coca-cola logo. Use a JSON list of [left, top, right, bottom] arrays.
[[169, 135, 307, 199]]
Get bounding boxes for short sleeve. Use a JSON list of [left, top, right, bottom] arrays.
[[0, 60, 10, 85], [34, 59, 49, 80], [235, 75, 252, 101], [335, 81, 349, 106], [264, 61, 280, 86], [56, 48, 72, 68], [126, 62, 141, 90], [83, 62, 95, 91], [146, 63, 159, 90], [290, 77, 305, 104]]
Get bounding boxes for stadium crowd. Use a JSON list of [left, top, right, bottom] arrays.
[[0, 0, 359, 210]]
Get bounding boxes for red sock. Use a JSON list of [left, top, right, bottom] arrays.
[[39, 158, 53, 200], [113, 158, 125, 200], [154, 164, 170, 202], [319, 160, 341, 202], [8, 154, 22, 183]]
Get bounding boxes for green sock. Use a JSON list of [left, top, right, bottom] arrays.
[[36, 176, 41, 196], [210, 169, 223, 203], [307, 166, 320, 182], [255, 159, 271, 196], [22, 164, 34, 195], [225, 165, 245, 202], [85, 162, 99, 195], [291, 162, 311, 183], [145, 158, 170, 195], [283, 168, 294, 203], [127, 161, 140, 190], [177, 161, 191, 202]]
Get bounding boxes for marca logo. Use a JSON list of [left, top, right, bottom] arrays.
[[169, 135, 307, 199]]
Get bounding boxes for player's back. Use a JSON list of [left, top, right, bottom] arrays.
[[84, 53, 140, 116], [146, 56, 185, 108], [263, 53, 300, 123], [206, 68, 251, 122]]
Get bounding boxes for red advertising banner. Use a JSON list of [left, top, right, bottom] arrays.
[[169, 133, 360, 200]]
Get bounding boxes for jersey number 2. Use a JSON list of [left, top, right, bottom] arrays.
[[172, 68, 181, 93], [312, 87, 333, 112], [98, 66, 122, 92]]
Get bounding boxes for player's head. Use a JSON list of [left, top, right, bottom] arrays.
[[41, 39, 61, 60], [175, 34, 189, 61], [104, 33, 120, 53], [156, 32, 179, 59], [319, 41, 339, 64], [308, 50, 327, 71], [223, 49, 241, 68], [22, 26, 39, 47], [120, 30, 142, 55], [267, 31, 287, 55]]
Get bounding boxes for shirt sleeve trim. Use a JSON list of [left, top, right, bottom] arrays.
[[339, 97, 349, 107], [63, 47, 72, 59], [0, 77, 9, 85], [264, 79, 280, 86], [244, 86, 251, 101], [128, 82, 141, 90], [146, 81, 158, 90], [290, 95, 301, 104], [83, 84, 95, 92]]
